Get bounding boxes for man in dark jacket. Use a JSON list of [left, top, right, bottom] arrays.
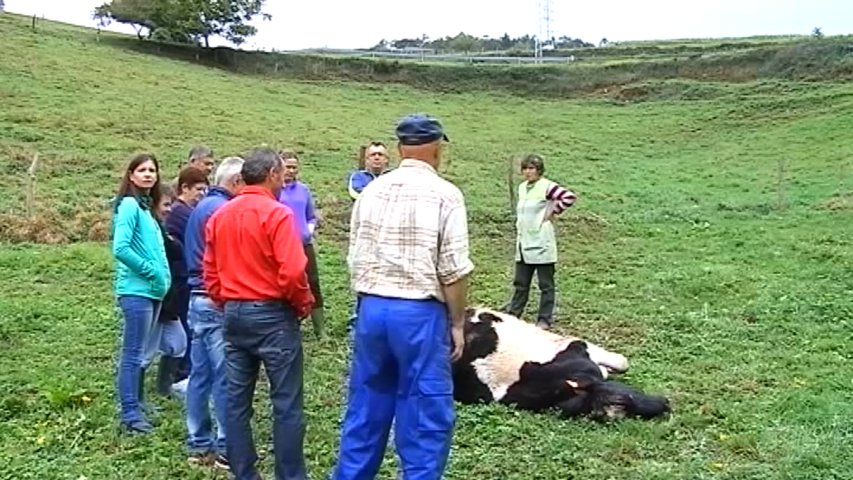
[[182, 156, 245, 469]]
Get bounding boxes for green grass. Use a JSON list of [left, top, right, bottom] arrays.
[[1, 12, 853, 480]]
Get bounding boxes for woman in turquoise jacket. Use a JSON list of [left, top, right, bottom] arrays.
[[112, 153, 171, 434], [506, 154, 577, 329]]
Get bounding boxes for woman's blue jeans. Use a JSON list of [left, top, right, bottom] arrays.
[[116, 295, 161, 425]]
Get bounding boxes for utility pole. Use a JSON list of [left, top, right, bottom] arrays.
[[535, 0, 553, 63]]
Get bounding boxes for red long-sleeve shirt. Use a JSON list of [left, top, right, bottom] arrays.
[[203, 186, 315, 317]]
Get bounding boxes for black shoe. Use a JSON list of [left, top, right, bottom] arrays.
[[213, 454, 230, 471]]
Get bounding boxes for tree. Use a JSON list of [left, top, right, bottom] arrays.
[[812, 27, 823, 39], [448, 32, 479, 54], [194, 0, 271, 47], [94, 0, 158, 40], [93, 0, 270, 46]]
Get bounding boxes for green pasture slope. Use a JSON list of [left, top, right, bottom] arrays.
[[1, 12, 852, 480]]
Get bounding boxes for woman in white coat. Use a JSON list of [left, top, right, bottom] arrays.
[[506, 154, 577, 329]]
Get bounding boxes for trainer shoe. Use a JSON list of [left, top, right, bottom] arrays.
[[214, 454, 230, 471]]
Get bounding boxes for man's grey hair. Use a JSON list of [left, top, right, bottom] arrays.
[[241, 147, 282, 186], [188, 145, 214, 163], [214, 156, 244, 186]]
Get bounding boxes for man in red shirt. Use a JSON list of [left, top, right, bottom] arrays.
[[203, 146, 314, 480]]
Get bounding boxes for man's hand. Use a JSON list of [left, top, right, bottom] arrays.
[[442, 276, 469, 363], [450, 323, 465, 362]]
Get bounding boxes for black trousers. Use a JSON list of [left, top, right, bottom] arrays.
[[506, 260, 556, 325]]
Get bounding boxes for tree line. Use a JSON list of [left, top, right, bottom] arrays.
[[93, 0, 269, 46], [371, 33, 596, 54]]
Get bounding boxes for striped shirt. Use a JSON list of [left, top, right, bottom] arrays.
[[348, 159, 474, 302], [544, 182, 577, 215]]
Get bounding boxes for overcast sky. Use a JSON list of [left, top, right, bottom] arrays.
[[5, 0, 851, 50]]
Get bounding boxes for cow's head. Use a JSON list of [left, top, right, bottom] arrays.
[[560, 379, 671, 421]]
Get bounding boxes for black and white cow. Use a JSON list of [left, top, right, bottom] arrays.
[[451, 307, 670, 421]]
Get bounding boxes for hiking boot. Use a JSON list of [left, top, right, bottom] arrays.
[[156, 356, 180, 397]]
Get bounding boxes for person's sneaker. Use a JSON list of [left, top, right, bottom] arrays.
[[120, 419, 154, 435], [213, 454, 230, 471], [170, 378, 189, 400], [187, 451, 214, 466]]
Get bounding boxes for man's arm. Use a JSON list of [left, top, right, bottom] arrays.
[[442, 275, 469, 327], [202, 218, 223, 307], [347, 171, 366, 200], [437, 196, 475, 362], [269, 206, 314, 317]]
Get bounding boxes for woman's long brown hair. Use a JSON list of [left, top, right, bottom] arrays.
[[114, 153, 162, 212]]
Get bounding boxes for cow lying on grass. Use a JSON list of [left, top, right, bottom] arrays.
[[451, 307, 670, 421]]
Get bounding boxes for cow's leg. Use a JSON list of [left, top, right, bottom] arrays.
[[584, 342, 629, 373]]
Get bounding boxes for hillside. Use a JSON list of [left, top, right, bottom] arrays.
[[1, 12, 852, 480]]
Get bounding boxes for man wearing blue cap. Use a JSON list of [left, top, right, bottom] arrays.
[[331, 114, 474, 480]]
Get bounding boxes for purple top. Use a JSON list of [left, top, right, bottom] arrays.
[[278, 180, 316, 245]]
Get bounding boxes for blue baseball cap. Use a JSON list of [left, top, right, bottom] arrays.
[[395, 113, 450, 145]]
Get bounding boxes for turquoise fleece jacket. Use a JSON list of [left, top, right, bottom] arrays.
[[112, 195, 171, 300]]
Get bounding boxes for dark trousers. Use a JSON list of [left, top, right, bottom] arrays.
[[304, 243, 323, 308], [506, 260, 556, 325], [223, 300, 306, 480]]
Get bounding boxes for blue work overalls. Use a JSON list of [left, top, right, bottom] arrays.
[[332, 294, 455, 480]]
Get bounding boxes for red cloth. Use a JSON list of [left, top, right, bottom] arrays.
[[203, 185, 315, 317]]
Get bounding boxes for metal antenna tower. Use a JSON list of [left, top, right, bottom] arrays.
[[535, 0, 553, 60]]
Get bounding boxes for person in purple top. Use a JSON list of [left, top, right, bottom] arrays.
[[278, 149, 326, 340], [165, 165, 209, 387]]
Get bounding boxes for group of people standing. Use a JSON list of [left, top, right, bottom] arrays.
[[109, 113, 576, 480]]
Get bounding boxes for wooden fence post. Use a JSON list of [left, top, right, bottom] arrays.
[[26, 153, 39, 217], [507, 155, 516, 218]]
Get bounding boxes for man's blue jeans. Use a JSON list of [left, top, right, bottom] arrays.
[[116, 295, 161, 426], [331, 295, 456, 480], [185, 293, 228, 456], [224, 300, 306, 480]]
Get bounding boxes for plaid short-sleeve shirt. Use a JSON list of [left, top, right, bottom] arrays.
[[347, 159, 474, 302]]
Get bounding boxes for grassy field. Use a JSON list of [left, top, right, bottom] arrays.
[[1, 12, 852, 480]]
